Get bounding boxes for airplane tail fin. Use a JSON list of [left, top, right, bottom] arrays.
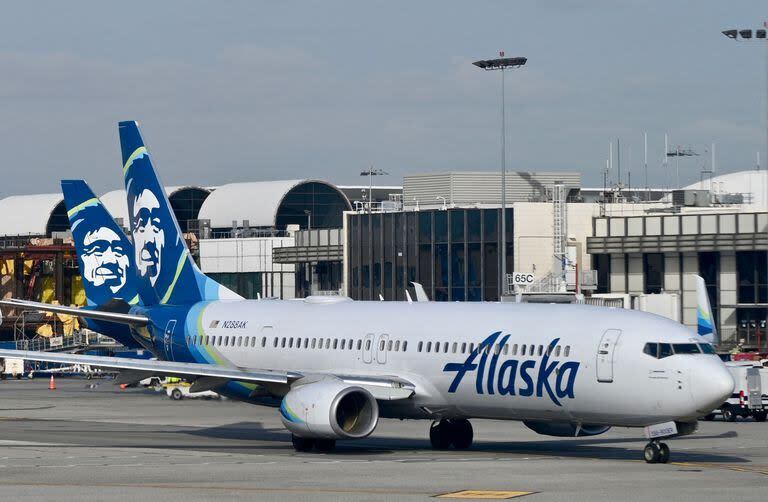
[[118, 120, 242, 305], [695, 275, 716, 343], [61, 179, 139, 307]]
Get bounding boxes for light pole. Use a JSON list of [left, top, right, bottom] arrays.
[[723, 25, 768, 347], [473, 52, 527, 298], [360, 166, 388, 214], [303, 210, 311, 231]]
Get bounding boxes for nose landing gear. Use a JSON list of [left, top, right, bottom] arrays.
[[643, 440, 670, 464], [429, 419, 474, 450]]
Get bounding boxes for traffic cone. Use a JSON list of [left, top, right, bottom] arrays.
[[49, 375, 56, 390]]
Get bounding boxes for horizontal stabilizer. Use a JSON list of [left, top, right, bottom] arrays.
[[0, 299, 148, 326]]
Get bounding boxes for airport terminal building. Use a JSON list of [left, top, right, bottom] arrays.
[[2, 168, 768, 351]]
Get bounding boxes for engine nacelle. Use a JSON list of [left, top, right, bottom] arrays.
[[523, 421, 611, 437], [279, 379, 379, 440]]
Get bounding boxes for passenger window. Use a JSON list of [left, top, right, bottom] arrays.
[[387, 340, 393, 351], [281, 338, 286, 348], [357, 339, 362, 350], [452, 342, 457, 353], [348, 339, 353, 349], [546, 345, 552, 356], [494, 344, 501, 355], [469, 343, 475, 353], [564, 346, 570, 357], [443, 342, 449, 353], [288, 338, 293, 349], [273, 337, 278, 348], [521, 345, 527, 356], [366, 339, 372, 351], [538, 345, 543, 356], [503, 344, 508, 355], [326, 339, 331, 349], [333, 339, 339, 350], [418, 341, 423, 352], [435, 341, 440, 353], [555, 346, 561, 357], [658, 343, 672, 358], [305, 338, 310, 349], [643, 343, 659, 358], [512, 344, 518, 355], [379, 340, 385, 351], [461, 342, 467, 353], [237, 337, 242, 347], [403, 341, 408, 352], [341, 339, 346, 350], [395, 340, 400, 352], [262, 337, 266, 347], [426, 342, 432, 353]]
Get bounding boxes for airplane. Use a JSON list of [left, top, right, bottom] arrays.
[[0, 121, 734, 464]]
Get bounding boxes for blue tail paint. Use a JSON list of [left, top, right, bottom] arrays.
[[61, 179, 141, 348], [118, 120, 241, 306]]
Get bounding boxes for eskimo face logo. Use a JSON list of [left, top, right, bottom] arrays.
[[443, 332, 580, 407], [81, 227, 130, 293], [132, 189, 165, 286]]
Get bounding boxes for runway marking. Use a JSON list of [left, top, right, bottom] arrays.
[[436, 491, 535, 499]]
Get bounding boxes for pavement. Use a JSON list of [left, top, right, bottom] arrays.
[[0, 377, 767, 501]]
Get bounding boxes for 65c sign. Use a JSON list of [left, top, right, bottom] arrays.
[[510, 272, 535, 285]]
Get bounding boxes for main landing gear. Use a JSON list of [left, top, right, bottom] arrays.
[[291, 434, 337, 453], [429, 419, 473, 450], [643, 440, 671, 464]]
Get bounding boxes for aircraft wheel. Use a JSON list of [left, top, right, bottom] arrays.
[[450, 419, 474, 450], [752, 411, 767, 422], [658, 443, 670, 464], [429, 420, 452, 450], [170, 388, 183, 401], [315, 439, 336, 452], [291, 435, 315, 452], [722, 406, 737, 422], [643, 442, 661, 464]]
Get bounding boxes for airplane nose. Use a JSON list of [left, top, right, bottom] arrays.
[[689, 360, 734, 414]]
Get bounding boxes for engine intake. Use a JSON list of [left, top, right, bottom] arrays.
[[280, 379, 379, 439]]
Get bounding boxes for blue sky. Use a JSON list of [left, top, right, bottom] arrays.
[[0, 1, 765, 195]]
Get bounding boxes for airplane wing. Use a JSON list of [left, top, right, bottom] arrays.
[[0, 349, 416, 400], [0, 299, 148, 327], [0, 349, 296, 385]]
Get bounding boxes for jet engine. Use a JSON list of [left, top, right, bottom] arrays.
[[523, 421, 611, 437], [279, 379, 379, 439]]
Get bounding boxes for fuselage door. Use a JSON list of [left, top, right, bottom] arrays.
[[164, 320, 177, 361], [362, 333, 374, 364], [376, 334, 390, 364], [596, 329, 622, 383]]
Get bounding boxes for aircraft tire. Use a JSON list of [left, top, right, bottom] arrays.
[[722, 406, 737, 422], [291, 435, 315, 452], [658, 443, 670, 464], [643, 442, 661, 464], [170, 388, 183, 401], [450, 419, 473, 450], [752, 411, 767, 422], [315, 439, 336, 452], [429, 420, 452, 450]]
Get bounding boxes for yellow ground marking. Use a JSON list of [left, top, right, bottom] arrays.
[[436, 491, 535, 500]]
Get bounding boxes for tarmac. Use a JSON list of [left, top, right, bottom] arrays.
[[0, 377, 767, 502]]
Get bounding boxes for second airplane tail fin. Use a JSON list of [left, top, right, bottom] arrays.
[[695, 275, 716, 343], [62, 179, 139, 307], [118, 120, 242, 305]]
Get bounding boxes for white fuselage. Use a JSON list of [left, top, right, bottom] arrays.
[[165, 299, 733, 428]]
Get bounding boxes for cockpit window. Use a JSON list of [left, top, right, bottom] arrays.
[[672, 343, 701, 354], [643, 343, 659, 358], [658, 343, 673, 359], [699, 343, 716, 355]]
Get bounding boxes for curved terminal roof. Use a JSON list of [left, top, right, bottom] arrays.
[[0, 193, 63, 237], [683, 170, 768, 210], [197, 180, 351, 229]]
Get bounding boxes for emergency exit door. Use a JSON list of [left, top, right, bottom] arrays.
[[596, 329, 622, 383]]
